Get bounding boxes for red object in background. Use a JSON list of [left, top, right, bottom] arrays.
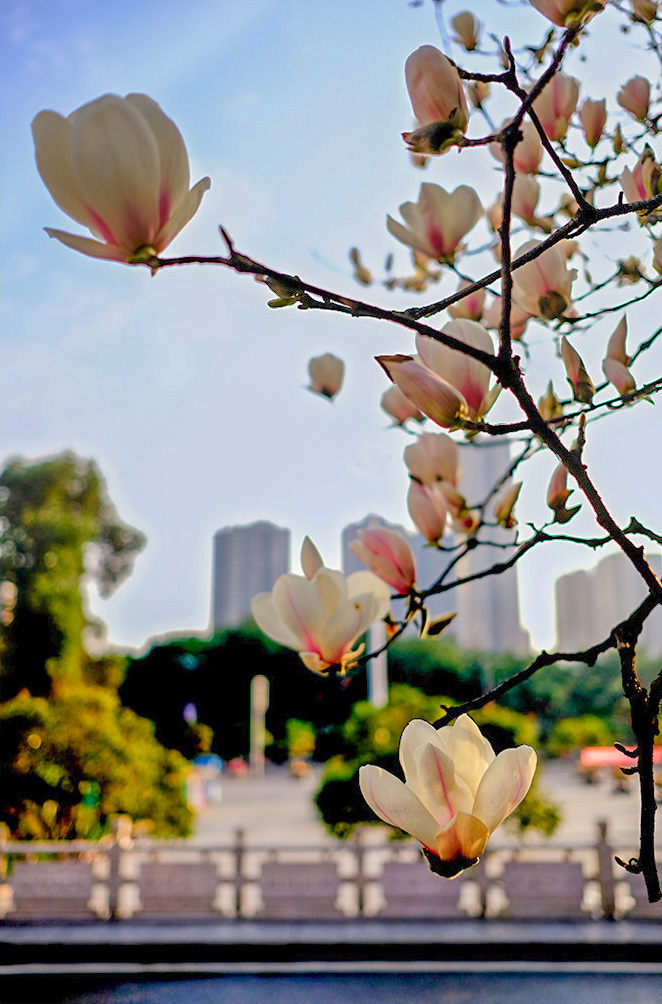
[[580, 746, 662, 768]]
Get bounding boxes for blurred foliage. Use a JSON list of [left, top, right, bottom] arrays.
[[547, 714, 616, 757], [0, 684, 192, 839], [0, 452, 144, 697], [285, 719, 316, 758]]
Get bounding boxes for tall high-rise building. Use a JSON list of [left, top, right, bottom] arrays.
[[211, 521, 290, 631], [555, 551, 662, 656], [341, 439, 530, 656]]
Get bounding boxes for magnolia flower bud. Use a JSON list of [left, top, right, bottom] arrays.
[[532, 73, 580, 142], [407, 481, 449, 543], [490, 120, 543, 175], [349, 527, 417, 594], [403, 46, 469, 155], [653, 237, 662, 274], [511, 175, 553, 231], [307, 354, 345, 400], [602, 316, 635, 395], [512, 241, 577, 320], [349, 247, 372, 286], [451, 11, 481, 51], [32, 93, 211, 263], [561, 336, 595, 403], [377, 355, 468, 429], [579, 98, 607, 148], [493, 482, 522, 529], [538, 381, 564, 423], [404, 432, 460, 486], [387, 183, 482, 264], [381, 385, 425, 426], [617, 76, 651, 122], [467, 81, 491, 108], [620, 146, 662, 212], [528, 0, 606, 28], [448, 280, 485, 321], [631, 0, 658, 23], [547, 463, 581, 523], [482, 296, 532, 341]]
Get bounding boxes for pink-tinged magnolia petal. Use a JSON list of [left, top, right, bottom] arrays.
[[154, 176, 211, 252], [377, 355, 467, 429], [125, 93, 190, 215], [528, 0, 606, 28], [299, 651, 332, 675], [308, 353, 345, 399], [301, 536, 324, 580], [398, 719, 444, 791], [472, 746, 537, 833], [434, 811, 490, 862], [531, 72, 580, 142], [561, 336, 595, 402], [512, 241, 575, 319], [348, 527, 417, 594], [579, 98, 606, 148], [44, 228, 128, 261], [407, 480, 448, 543], [415, 320, 494, 420], [405, 46, 469, 132], [320, 594, 379, 663], [387, 184, 481, 262], [438, 715, 496, 797], [250, 591, 304, 651], [414, 742, 474, 827], [381, 385, 425, 426], [32, 111, 98, 231], [451, 11, 481, 50], [605, 316, 630, 365], [272, 574, 325, 651], [359, 764, 440, 850], [490, 119, 543, 175], [312, 568, 348, 619], [602, 358, 636, 395], [617, 76, 651, 122], [404, 432, 460, 486], [346, 571, 391, 621], [71, 95, 162, 250], [448, 279, 485, 321], [547, 462, 571, 509], [620, 166, 644, 204], [494, 482, 523, 528]]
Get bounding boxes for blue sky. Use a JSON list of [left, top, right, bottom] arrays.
[[2, 0, 661, 653]]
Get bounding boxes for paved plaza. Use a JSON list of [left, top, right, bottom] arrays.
[[193, 759, 649, 849]]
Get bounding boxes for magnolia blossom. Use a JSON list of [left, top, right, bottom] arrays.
[[620, 146, 661, 209], [467, 80, 491, 108], [512, 241, 577, 320], [510, 175, 552, 231], [617, 76, 651, 122], [482, 296, 532, 341], [307, 353, 345, 399], [532, 73, 580, 142], [528, 0, 606, 28], [408, 481, 449, 543], [251, 538, 390, 675], [403, 46, 469, 154], [451, 11, 481, 50], [602, 317, 636, 395], [448, 280, 485, 321], [538, 381, 564, 423], [381, 385, 425, 426], [349, 527, 417, 595], [561, 336, 595, 402], [387, 183, 482, 264], [494, 483, 522, 529], [579, 98, 607, 148], [404, 432, 460, 486], [360, 716, 537, 877], [653, 237, 662, 273], [490, 120, 542, 175], [547, 463, 580, 523], [32, 93, 211, 263], [631, 0, 658, 23]]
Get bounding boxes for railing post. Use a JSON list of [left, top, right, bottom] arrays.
[[596, 819, 615, 920], [107, 815, 132, 921], [353, 830, 366, 918], [234, 828, 245, 918]]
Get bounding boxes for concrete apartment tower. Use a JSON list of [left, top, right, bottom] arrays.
[[211, 521, 290, 631], [555, 551, 662, 656]]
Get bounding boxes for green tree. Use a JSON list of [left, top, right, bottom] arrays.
[[0, 452, 145, 697]]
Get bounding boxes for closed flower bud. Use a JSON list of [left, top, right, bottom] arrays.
[[407, 481, 449, 543], [620, 146, 662, 218], [307, 353, 344, 400], [467, 81, 491, 108], [349, 247, 372, 285], [579, 98, 607, 148], [32, 93, 211, 263], [381, 385, 425, 426], [448, 279, 485, 321], [349, 527, 417, 594], [377, 354, 468, 429], [561, 336, 595, 403], [387, 183, 482, 264], [538, 381, 564, 423], [528, 0, 606, 27], [602, 316, 635, 395], [493, 482, 522, 529], [404, 432, 460, 486], [451, 11, 482, 51], [360, 716, 536, 877], [512, 241, 577, 319], [631, 0, 658, 23], [617, 76, 651, 122], [532, 73, 580, 142], [490, 120, 543, 175], [482, 296, 532, 341], [403, 46, 469, 154], [547, 463, 581, 523]]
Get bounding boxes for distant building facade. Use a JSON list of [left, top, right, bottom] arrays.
[[555, 551, 662, 656], [341, 440, 530, 657], [211, 521, 290, 631]]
